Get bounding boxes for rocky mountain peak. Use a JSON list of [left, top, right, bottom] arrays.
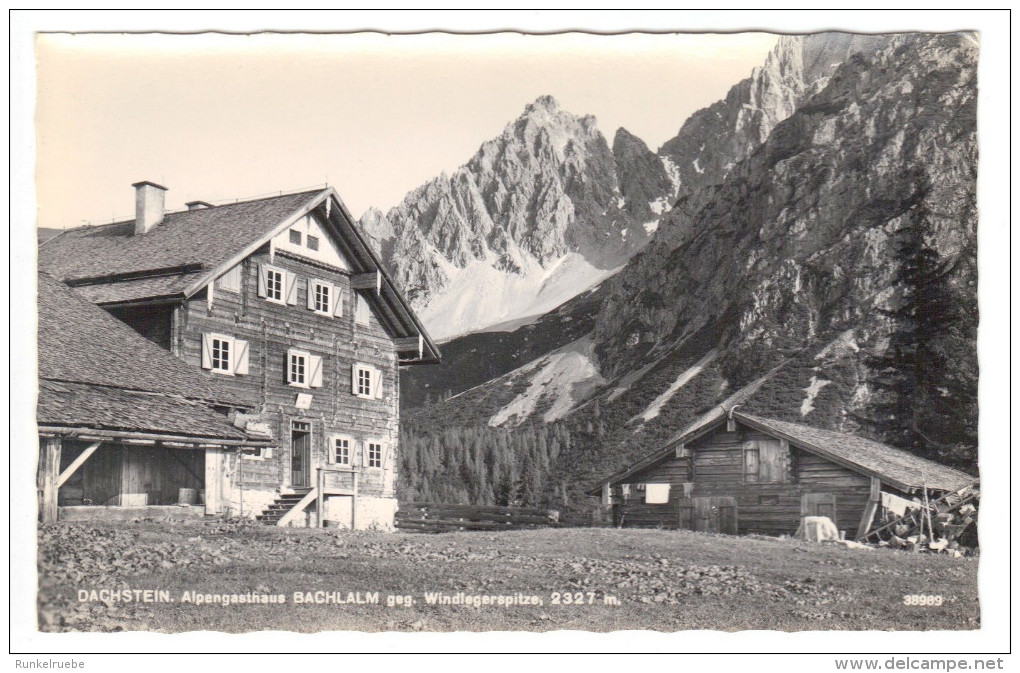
[[525, 94, 560, 113]]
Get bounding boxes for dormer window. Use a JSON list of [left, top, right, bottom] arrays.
[[289, 229, 302, 245], [307, 234, 320, 251]]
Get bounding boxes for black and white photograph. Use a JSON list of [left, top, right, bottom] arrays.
[[9, 9, 1011, 665]]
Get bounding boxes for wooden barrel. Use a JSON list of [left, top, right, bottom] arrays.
[[177, 488, 198, 505]]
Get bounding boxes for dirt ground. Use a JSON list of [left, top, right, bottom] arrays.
[[37, 520, 979, 633]]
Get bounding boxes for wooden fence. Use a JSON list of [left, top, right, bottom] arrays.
[[396, 502, 601, 532]]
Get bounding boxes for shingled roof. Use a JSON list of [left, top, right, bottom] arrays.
[[594, 408, 974, 495], [38, 380, 251, 441], [38, 272, 247, 408], [39, 190, 321, 282], [734, 413, 974, 493], [38, 186, 440, 363]]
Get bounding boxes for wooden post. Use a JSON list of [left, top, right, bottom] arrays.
[[237, 449, 244, 518], [57, 441, 101, 488], [601, 482, 610, 506], [38, 438, 62, 523], [855, 476, 882, 541], [204, 448, 223, 515], [316, 468, 324, 528], [352, 471, 358, 530]]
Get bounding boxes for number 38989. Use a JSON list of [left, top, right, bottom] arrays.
[[903, 594, 943, 606]]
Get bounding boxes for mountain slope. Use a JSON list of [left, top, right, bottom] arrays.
[[401, 32, 895, 409], [405, 32, 979, 501]]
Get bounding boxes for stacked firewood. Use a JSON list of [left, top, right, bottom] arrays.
[[879, 485, 978, 556]]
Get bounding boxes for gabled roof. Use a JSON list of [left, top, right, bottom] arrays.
[[39, 190, 321, 282], [37, 273, 260, 443], [594, 408, 974, 495], [39, 187, 439, 364]]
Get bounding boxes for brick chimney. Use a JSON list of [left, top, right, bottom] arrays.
[[132, 181, 167, 235]]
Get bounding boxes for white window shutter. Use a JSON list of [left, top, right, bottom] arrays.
[[286, 271, 299, 305], [372, 367, 383, 399], [351, 364, 358, 395], [257, 264, 267, 298], [306, 279, 316, 311], [325, 435, 336, 464], [309, 354, 323, 388], [201, 333, 213, 369], [332, 285, 344, 317], [234, 339, 249, 375]]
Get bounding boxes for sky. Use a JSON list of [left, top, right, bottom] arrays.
[[34, 31, 779, 230]]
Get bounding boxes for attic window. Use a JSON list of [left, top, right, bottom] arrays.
[[307, 234, 320, 251], [289, 229, 302, 245]]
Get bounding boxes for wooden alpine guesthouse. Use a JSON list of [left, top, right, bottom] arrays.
[[592, 407, 975, 540], [38, 182, 439, 528]]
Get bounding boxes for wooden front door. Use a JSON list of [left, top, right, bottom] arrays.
[[291, 422, 311, 488]]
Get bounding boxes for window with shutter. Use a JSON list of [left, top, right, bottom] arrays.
[[287, 348, 310, 388], [309, 280, 333, 316], [203, 333, 239, 375], [332, 436, 351, 466], [353, 363, 374, 398], [262, 264, 286, 304]]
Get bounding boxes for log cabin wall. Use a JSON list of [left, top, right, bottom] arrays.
[[615, 456, 691, 528], [616, 421, 873, 537], [174, 238, 400, 508], [57, 441, 204, 506]]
